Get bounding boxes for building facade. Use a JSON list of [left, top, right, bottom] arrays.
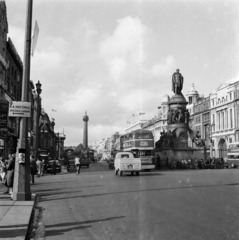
[[210, 82, 238, 158]]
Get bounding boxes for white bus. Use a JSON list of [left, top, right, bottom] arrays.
[[227, 142, 239, 168]]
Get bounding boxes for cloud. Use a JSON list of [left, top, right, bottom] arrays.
[[99, 16, 150, 81], [17, 15, 176, 145], [144, 55, 176, 78]]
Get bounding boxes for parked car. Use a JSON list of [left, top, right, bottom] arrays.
[[46, 160, 61, 173]]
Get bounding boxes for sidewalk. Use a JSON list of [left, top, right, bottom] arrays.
[[0, 187, 36, 240]]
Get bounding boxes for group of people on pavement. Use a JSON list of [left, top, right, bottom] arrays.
[[155, 155, 226, 170], [29, 155, 58, 184], [0, 152, 16, 195], [1, 152, 59, 197]]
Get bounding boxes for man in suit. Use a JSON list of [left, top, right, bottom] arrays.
[[30, 155, 37, 184]]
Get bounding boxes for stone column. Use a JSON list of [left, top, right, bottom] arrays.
[[83, 112, 89, 149]]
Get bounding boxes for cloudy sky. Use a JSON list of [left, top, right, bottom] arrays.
[[5, 0, 239, 146]]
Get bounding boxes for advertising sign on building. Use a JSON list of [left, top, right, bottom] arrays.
[[8, 101, 31, 118]]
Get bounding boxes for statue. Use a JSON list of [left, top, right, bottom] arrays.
[[178, 109, 185, 123], [172, 69, 184, 94], [184, 109, 190, 124], [167, 109, 172, 124], [172, 109, 179, 124], [193, 131, 205, 147]]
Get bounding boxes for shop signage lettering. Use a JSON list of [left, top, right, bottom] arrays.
[[8, 101, 31, 117]]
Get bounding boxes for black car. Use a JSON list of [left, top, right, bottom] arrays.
[[46, 160, 61, 173]]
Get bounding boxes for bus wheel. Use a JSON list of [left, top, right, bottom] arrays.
[[120, 171, 123, 176], [136, 172, 139, 176], [131, 172, 134, 175]]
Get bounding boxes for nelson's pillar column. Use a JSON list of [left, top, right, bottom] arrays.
[[83, 111, 89, 149]]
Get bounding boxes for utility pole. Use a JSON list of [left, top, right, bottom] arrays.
[[35, 81, 42, 162], [12, 0, 33, 201]]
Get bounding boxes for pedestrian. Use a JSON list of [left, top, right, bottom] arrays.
[[6, 153, 15, 195], [0, 158, 7, 191], [30, 155, 37, 184], [36, 158, 42, 178], [51, 159, 56, 175], [75, 155, 81, 174], [41, 158, 45, 176], [156, 155, 161, 169], [220, 157, 224, 169]]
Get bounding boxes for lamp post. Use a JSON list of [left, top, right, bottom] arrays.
[[51, 120, 55, 159], [210, 123, 215, 158], [12, 0, 33, 201], [35, 81, 42, 162], [57, 132, 60, 160]]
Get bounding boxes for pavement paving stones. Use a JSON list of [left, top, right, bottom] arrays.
[[0, 185, 36, 240]]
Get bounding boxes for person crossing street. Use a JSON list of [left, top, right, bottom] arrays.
[[75, 155, 81, 174]]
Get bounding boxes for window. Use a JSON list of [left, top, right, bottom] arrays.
[[230, 109, 233, 128], [230, 93, 232, 100], [212, 114, 215, 131], [212, 99, 214, 106], [226, 110, 228, 128], [218, 112, 220, 130], [196, 126, 201, 135], [222, 112, 224, 129]]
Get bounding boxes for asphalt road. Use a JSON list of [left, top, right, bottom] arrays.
[[31, 162, 239, 240]]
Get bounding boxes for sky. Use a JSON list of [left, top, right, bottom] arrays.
[[5, 0, 239, 146]]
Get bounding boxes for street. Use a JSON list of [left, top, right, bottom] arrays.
[[28, 162, 239, 240]]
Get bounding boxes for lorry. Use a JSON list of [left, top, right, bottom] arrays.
[[80, 149, 91, 168], [114, 152, 141, 176]]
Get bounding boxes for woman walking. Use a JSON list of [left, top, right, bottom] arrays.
[[6, 153, 15, 195]]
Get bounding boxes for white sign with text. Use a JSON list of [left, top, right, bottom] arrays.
[[8, 101, 31, 117]]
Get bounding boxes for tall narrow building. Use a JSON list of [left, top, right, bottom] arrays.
[[83, 111, 89, 148]]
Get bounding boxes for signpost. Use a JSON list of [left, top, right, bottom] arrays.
[[8, 101, 31, 118]]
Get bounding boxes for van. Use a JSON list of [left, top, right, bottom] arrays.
[[114, 152, 141, 176]]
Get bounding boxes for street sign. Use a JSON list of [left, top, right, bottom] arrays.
[[8, 101, 31, 118]]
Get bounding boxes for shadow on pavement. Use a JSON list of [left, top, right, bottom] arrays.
[[44, 216, 125, 238], [39, 181, 239, 202], [45, 225, 91, 237], [0, 228, 27, 238]]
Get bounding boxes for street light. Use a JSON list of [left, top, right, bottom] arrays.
[[35, 80, 42, 162], [57, 132, 60, 160], [209, 123, 215, 158]]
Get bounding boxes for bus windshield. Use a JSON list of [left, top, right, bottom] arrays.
[[227, 142, 239, 168]]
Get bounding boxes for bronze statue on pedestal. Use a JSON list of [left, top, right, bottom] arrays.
[[172, 69, 184, 95]]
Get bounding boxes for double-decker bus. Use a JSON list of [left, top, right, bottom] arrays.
[[227, 142, 239, 168], [65, 148, 74, 160], [119, 129, 155, 171]]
